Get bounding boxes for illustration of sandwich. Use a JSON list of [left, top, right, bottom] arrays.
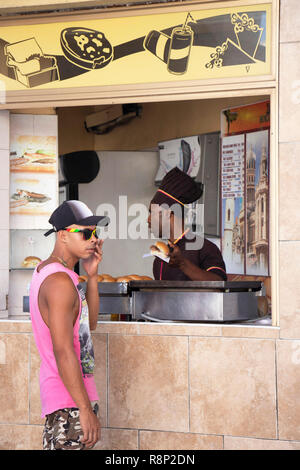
[[24, 149, 56, 164], [10, 151, 30, 168], [10, 147, 56, 172], [60, 27, 113, 70], [5, 38, 59, 88], [10, 189, 51, 208]]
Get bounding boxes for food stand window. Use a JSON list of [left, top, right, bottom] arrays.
[[0, 0, 279, 325]]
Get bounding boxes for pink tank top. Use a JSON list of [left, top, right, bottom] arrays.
[[29, 262, 99, 417]]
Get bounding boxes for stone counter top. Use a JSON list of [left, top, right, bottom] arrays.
[[0, 316, 280, 339], [1, 317, 298, 449]]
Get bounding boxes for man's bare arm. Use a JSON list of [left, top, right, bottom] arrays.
[[85, 275, 99, 330], [83, 240, 103, 330]]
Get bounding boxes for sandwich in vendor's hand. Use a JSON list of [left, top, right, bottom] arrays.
[[150, 241, 170, 260], [147, 167, 227, 282]]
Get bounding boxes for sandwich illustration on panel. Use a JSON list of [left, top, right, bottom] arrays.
[[4, 38, 59, 88]]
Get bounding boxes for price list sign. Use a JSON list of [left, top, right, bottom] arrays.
[[221, 135, 245, 199]]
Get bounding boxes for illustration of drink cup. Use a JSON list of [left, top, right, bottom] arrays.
[[167, 25, 194, 75], [143, 30, 171, 63]]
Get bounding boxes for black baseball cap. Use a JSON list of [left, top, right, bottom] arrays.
[[44, 200, 110, 237]]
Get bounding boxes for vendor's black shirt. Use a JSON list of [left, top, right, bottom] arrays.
[[153, 236, 227, 281]]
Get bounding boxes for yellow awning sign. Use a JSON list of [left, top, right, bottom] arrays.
[[0, 4, 271, 91]]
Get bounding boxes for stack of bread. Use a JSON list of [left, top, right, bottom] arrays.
[[78, 274, 153, 283]]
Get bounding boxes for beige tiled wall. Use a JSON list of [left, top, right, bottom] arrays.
[[189, 337, 277, 439], [108, 335, 189, 432], [0, 322, 299, 450], [279, 0, 300, 340], [277, 339, 300, 440]]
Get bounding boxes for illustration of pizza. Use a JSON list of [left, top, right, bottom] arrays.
[[60, 27, 113, 70]]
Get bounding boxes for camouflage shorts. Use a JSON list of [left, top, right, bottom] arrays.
[[43, 401, 99, 450]]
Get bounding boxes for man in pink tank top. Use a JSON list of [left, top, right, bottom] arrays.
[[30, 200, 110, 450]]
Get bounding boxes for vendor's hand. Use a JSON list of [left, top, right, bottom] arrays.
[[82, 239, 103, 278], [168, 241, 185, 269]]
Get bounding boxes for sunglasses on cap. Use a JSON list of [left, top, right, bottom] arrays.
[[62, 227, 101, 241]]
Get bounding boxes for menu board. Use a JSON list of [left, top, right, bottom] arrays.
[[221, 135, 244, 199], [220, 100, 270, 276]]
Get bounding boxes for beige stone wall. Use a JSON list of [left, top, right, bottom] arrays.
[[0, 0, 299, 451], [1, 321, 300, 450], [278, 0, 300, 339]]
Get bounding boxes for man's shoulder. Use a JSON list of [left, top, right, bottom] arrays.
[[200, 238, 224, 259], [40, 271, 77, 296], [202, 238, 221, 251]]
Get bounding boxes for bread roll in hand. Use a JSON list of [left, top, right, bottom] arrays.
[[150, 241, 170, 260]]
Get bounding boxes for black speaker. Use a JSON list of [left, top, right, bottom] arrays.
[[60, 150, 100, 184]]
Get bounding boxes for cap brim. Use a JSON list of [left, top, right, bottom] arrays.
[[44, 215, 110, 237], [44, 228, 56, 237], [77, 215, 110, 227]]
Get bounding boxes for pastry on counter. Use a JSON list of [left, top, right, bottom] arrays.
[[101, 274, 116, 282], [116, 276, 131, 282], [79, 273, 153, 283]]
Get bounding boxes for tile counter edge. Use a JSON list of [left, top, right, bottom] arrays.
[[0, 317, 280, 339]]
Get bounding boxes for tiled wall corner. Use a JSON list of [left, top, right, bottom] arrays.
[[279, 241, 300, 339], [280, 0, 300, 44], [277, 339, 300, 441], [279, 142, 300, 241], [278, 0, 300, 340]]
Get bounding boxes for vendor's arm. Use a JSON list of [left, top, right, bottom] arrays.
[[168, 241, 226, 281]]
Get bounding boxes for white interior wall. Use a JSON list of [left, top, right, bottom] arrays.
[[79, 151, 159, 278], [8, 114, 58, 316], [0, 110, 9, 317]]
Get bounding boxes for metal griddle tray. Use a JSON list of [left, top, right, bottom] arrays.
[[127, 280, 262, 292], [128, 280, 263, 322], [78, 280, 263, 321], [89, 280, 262, 294], [81, 281, 262, 295]]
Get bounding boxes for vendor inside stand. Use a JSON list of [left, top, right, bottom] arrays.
[[148, 167, 227, 282]]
